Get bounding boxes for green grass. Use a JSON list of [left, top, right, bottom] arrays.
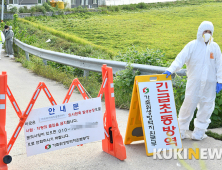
[[16, 21, 112, 60], [206, 131, 222, 141], [25, 2, 222, 60], [19, 18, 116, 58]]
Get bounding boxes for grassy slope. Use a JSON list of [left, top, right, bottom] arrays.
[[30, 2, 222, 60], [19, 18, 116, 58], [16, 21, 111, 60]]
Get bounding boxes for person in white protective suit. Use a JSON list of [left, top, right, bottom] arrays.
[[0, 30, 5, 60], [163, 21, 222, 141]]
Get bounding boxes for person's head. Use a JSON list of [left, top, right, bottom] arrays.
[[197, 21, 214, 43], [202, 30, 212, 36], [4, 25, 9, 30]]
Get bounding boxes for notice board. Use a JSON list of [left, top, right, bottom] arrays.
[[24, 97, 104, 156]]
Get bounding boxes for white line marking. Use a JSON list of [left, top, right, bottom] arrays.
[[103, 78, 107, 88], [104, 128, 109, 137]]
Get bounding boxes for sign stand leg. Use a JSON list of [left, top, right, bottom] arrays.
[[0, 72, 12, 170], [101, 65, 126, 161]]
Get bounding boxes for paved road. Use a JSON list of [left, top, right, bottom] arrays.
[[0, 50, 222, 170]]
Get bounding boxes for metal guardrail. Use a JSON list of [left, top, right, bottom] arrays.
[[14, 38, 186, 76]]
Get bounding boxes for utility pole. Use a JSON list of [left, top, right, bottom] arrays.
[[1, 0, 4, 21]]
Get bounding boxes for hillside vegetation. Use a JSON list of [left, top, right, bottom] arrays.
[[24, 2, 222, 59]]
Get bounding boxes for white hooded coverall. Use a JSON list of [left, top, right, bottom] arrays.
[[167, 21, 222, 131], [0, 31, 5, 49]]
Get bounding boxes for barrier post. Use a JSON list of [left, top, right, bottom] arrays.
[[101, 65, 126, 160], [0, 72, 8, 170], [25, 51, 29, 61]]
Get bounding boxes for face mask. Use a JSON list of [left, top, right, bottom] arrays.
[[203, 33, 212, 43]]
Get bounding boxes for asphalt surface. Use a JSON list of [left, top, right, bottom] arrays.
[[1, 50, 222, 170]]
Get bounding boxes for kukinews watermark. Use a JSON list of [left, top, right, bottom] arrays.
[[153, 148, 222, 160]]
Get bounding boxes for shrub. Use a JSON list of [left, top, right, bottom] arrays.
[[1, 21, 5, 30], [55, 3, 59, 10], [58, 9, 64, 15], [47, 61, 84, 77], [19, 6, 30, 13], [13, 14, 19, 37], [30, 5, 47, 14], [114, 64, 140, 109], [43, 2, 54, 12], [9, 6, 18, 13], [30, 6, 37, 14], [107, 6, 120, 12], [115, 46, 170, 67], [172, 74, 187, 114], [36, 5, 47, 14], [23, 6, 29, 12], [122, 4, 137, 11], [115, 6, 120, 12], [136, 2, 148, 9], [65, 8, 72, 12]]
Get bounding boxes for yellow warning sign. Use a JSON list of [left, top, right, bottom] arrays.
[[124, 74, 183, 156]]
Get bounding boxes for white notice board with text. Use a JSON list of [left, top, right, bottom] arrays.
[[24, 97, 104, 156]]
